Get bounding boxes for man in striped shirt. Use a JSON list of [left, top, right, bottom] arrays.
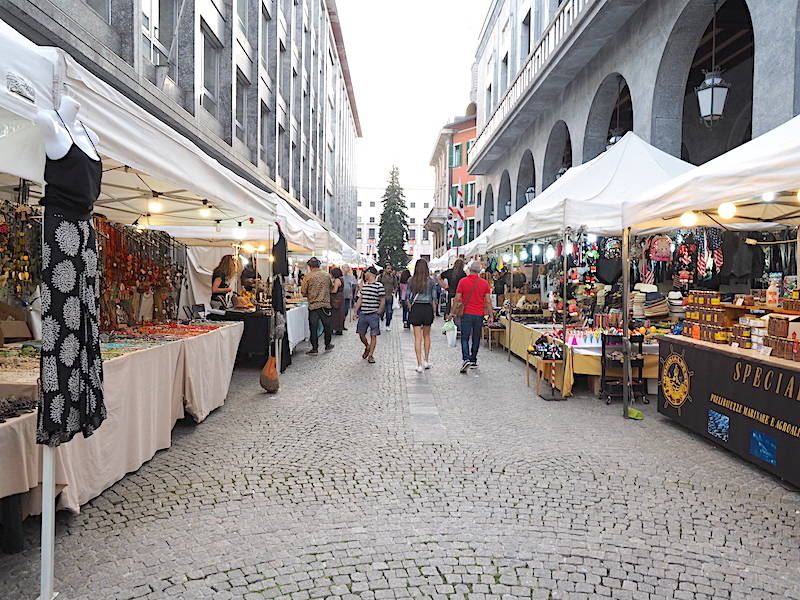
[[352, 267, 385, 364]]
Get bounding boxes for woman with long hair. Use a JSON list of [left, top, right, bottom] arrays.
[[399, 269, 412, 328], [211, 254, 240, 308], [341, 264, 356, 329], [408, 259, 436, 373], [330, 266, 345, 335]]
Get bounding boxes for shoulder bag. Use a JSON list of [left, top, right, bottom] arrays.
[[450, 277, 480, 318]]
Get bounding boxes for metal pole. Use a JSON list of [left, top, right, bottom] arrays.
[[561, 228, 569, 400], [622, 227, 631, 418], [39, 445, 58, 599]]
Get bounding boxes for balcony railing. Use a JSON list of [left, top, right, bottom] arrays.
[[468, 0, 596, 166]]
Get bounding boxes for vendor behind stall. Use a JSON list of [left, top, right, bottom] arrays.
[[211, 254, 239, 309], [240, 261, 260, 292]]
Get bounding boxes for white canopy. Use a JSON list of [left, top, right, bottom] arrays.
[[0, 17, 276, 226], [625, 114, 800, 231], [486, 133, 694, 250], [461, 221, 501, 257]]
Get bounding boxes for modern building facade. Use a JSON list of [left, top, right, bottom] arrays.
[[426, 107, 478, 259], [469, 0, 798, 235], [356, 193, 433, 265], [2, 0, 361, 244]]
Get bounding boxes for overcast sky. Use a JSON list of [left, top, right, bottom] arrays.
[[335, 0, 488, 208]]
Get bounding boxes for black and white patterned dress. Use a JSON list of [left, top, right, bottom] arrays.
[[37, 114, 106, 447]]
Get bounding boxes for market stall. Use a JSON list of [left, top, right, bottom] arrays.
[[616, 114, 800, 482], [484, 133, 693, 398]]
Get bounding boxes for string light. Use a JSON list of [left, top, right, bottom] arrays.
[[502, 253, 512, 263], [545, 245, 556, 261], [680, 211, 698, 227], [148, 198, 163, 213], [257, 245, 267, 252], [233, 221, 246, 240], [519, 248, 529, 261], [717, 202, 736, 219], [532, 244, 541, 256], [240, 256, 249, 266], [762, 191, 776, 202], [199, 200, 211, 218], [242, 244, 256, 253], [215, 220, 222, 233]]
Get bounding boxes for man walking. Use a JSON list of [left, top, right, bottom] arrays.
[[452, 261, 492, 373], [352, 266, 385, 364], [300, 257, 335, 355], [379, 265, 397, 330]]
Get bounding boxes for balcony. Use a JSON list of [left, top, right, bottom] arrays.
[[468, 0, 647, 175], [424, 206, 448, 232]]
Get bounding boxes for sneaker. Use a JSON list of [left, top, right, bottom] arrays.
[[307, 349, 319, 356], [460, 361, 470, 374], [424, 361, 432, 370], [468, 361, 478, 369], [415, 365, 424, 374], [324, 344, 335, 351], [384, 326, 391, 331]]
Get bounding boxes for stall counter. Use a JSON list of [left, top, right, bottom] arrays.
[[658, 334, 800, 488]]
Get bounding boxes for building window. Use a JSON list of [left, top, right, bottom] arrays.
[[357, 201, 361, 207], [409, 229, 416, 240], [260, 101, 270, 164], [356, 228, 362, 239], [141, 0, 176, 67], [237, 0, 249, 31], [369, 217, 375, 223], [279, 40, 288, 98], [235, 73, 248, 142], [424, 202, 429, 209], [450, 143, 462, 168], [485, 84, 493, 119], [410, 217, 416, 224], [260, 8, 270, 67], [501, 53, 509, 95], [466, 139, 475, 155], [368, 227, 375, 239], [410, 202, 415, 208], [369, 201, 375, 207], [423, 229, 429, 241], [465, 219, 476, 243], [465, 182, 476, 206], [521, 10, 531, 59], [450, 185, 460, 207], [85, 0, 110, 22], [201, 28, 221, 118]]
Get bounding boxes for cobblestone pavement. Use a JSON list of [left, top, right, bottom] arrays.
[[3, 313, 800, 599]]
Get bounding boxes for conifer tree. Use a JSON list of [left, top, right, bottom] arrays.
[[377, 166, 409, 268]]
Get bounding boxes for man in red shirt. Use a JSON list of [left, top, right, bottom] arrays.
[[453, 261, 493, 373]]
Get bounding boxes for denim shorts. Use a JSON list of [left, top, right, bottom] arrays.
[[357, 312, 381, 336]]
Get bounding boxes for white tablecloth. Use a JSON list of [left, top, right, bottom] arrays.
[[286, 305, 310, 351], [0, 322, 243, 518]]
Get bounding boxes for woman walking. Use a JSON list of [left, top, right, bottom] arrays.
[[399, 269, 412, 328], [330, 267, 345, 335], [342, 265, 356, 330], [408, 259, 436, 373]]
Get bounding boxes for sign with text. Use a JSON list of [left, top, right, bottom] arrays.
[[659, 337, 800, 487]]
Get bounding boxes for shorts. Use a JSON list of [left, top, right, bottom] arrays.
[[357, 312, 381, 336], [409, 303, 434, 326]]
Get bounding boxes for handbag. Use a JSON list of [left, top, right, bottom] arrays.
[[450, 277, 480, 318], [260, 356, 279, 393]]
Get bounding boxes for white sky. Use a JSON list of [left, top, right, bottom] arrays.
[[335, 0, 488, 208]]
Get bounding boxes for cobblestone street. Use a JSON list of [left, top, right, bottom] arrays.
[[2, 316, 800, 599]]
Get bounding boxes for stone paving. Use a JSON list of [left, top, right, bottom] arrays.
[[2, 313, 800, 599]]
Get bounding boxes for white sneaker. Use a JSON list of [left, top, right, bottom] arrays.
[[385, 326, 391, 331], [424, 362, 432, 370], [415, 365, 424, 373]]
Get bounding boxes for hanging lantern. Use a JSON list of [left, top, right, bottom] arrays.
[[545, 245, 556, 261], [532, 244, 541, 256], [696, 69, 730, 127], [695, 2, 729, 127], [680, 211, 698, 227], [717, 202, 736, 219], [762, 191, 776, 202], [525, 187, 536, 203]]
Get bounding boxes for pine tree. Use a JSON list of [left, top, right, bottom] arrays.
[[377, 166, 409, 268]]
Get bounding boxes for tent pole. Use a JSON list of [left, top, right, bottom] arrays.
[[561, 229, 569, 400], [796, 226, 800, 281], [622, 227, 631, 419], [39, 445, 58, 599]]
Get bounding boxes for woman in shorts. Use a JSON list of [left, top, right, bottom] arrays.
[[408, 259, 437, 373]]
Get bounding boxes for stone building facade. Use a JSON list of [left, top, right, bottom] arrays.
[[469, 0, 799, 235], [1, 0, 360, 244]]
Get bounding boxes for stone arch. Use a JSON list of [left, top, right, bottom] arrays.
[[515, 150, 535, 210], [652, 0, 754, 163], [498, 171, 512, 221], [542, 120, 573, 190], [483, 185, 494, 230], [583, 73, 634, 161]]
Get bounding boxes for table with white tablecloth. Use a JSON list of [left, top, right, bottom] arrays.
[[286, 305, 310, 351], [0, 322, 243, 532]]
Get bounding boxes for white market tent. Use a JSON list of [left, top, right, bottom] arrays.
[[461, 221, 501, 257], [625, 114, 800, 231], [485, 133, 694, 250], [0, 17, 276, 225]]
